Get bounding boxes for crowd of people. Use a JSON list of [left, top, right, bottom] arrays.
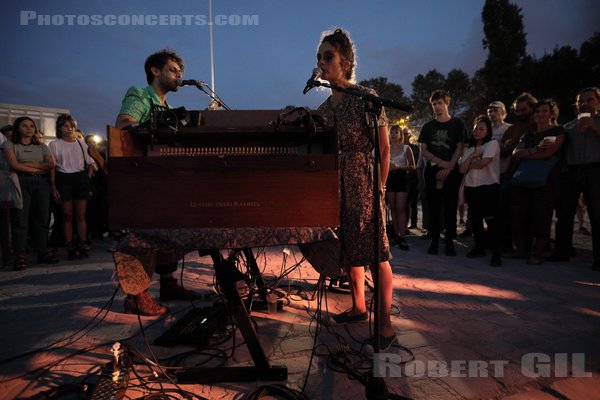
[[384, 87, 599, 272], [1, 33, 598, 334], [0, 116, 109, 270]]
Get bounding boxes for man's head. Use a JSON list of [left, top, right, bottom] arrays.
[[486, 101, 507, 125], [511, 92, 538, 123], [575, 87, 600, 116], [144, 49, 184, 92], [429, 90, 451, 118]]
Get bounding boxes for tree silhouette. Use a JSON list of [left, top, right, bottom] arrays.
[[358, 77, 410, 123], [479, 0, 527, 106]]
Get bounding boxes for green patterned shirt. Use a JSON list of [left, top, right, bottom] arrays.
[[118, 85, 170, 124]]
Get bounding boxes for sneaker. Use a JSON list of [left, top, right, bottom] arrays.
[[466, 248, 486, 258], [490, 255, 502, 267], [458, 229, 472, 238], [159, 278, 202, 301], [546, 253, 569, 262], [124, 291, 168, 316], [397, 237, 409, 251], [445, 242, 456, 257], [526, 256, 544, 265], [427, 243, 439, 255]]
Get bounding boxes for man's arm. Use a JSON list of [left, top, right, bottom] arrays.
[[115, 87, 149, 129], [115, 114, 139, 129]]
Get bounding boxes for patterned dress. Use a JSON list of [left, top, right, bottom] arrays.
[[318, 84, 391, 267]]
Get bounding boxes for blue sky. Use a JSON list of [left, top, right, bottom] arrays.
[[1, 0, 598, 137]]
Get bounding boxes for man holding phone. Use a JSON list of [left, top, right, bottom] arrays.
[[550, 87, 600, 271]]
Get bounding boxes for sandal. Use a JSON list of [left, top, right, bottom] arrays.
[[366, 333, 398, 352], [333, 310, 368, 324], [37, 251, 59, 264], [14, 255, 27, 271]]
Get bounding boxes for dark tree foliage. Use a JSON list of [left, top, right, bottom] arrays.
[[480, 0, 527, 103], [408, 69, 473, 129], [358, 77, 410, 122], [519, 46, 584, 122], [579, 32, 600, 86], [358, 2, 598, 130], [445, 69, 471, 117], [409, 70, 445, 124]]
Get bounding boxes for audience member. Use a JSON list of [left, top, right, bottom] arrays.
[[49, 115, 96, 260], [2, 117, 57, 270], [549, 87, 600, 271], [0, 125, 15, 266], [487, 101, 512, 142], [459, 116, 502, 266], [418, 90, 467, 256], [416, 150, 429, 237], [498, 93, 538, 251], [386, 125, 415, 250], [405, 128, 420, 230], [85, 135, 109, 241], [510, 99, 565, 265]]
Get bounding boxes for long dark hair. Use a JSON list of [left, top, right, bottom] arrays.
[[11, 117, 41, 145], [467, 115, 493, 147]]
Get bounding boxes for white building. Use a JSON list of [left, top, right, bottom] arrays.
[[0, 102, 70, 143]]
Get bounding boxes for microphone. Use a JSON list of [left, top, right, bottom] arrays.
[[177, 79, 205, 87], [303, 68, 322, 94], [377, 97, 414, 113]]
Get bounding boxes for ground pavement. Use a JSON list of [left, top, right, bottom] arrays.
[[0, 227, 598, 400]]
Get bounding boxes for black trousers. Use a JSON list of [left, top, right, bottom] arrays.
[[424, 165, 462, 242], [465, 184, 501, 256], [554, 164, 600, 262]]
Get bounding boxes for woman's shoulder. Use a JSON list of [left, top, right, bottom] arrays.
[[547, 125, 566, 136], [1, 140, 16, 150], [350, 83, 377, 96]]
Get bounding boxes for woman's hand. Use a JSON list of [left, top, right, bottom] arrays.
[[51, 187, 61, 203], [436, 168, 451, 181]]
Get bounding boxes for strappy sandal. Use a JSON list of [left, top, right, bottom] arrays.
[[37, 251, 59, 264], [14, 255, 27, 271]]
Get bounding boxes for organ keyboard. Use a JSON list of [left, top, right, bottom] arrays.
[[107, 109, 339, 230]]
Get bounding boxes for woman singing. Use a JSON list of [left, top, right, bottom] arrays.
[[316, 28, 396, 350]]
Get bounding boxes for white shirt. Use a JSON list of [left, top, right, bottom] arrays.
[[492, 122, 511, 142], [459, 140, 500, 187], [390, 143, 409, 168], [49, 138, 96, 173]]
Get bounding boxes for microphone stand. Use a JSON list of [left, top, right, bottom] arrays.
[[192, 82, 232, 110], [309, 79, 411, 400]]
